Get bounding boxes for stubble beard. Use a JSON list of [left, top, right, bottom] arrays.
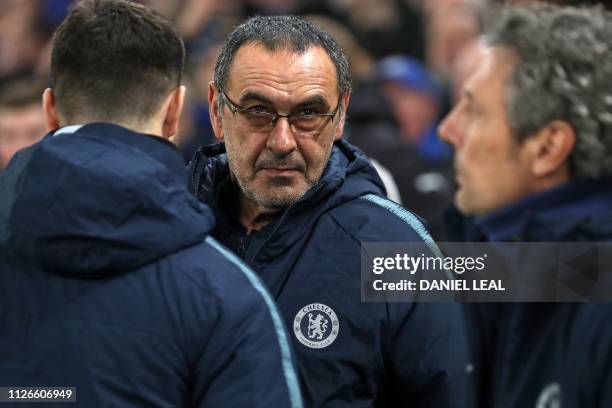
[[235, 171, 317, 212]]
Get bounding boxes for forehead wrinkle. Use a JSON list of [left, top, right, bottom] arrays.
[[228, 45, 338, 105], [236, 77, 335, 109], [234, 68, 334, 93]]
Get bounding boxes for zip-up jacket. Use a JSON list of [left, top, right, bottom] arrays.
[[0, 123, 302, 408], [188, 139, 473, 407]]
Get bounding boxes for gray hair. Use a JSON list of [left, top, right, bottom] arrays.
[[213, 15, 351, 112], [485, 4, 612, 179]]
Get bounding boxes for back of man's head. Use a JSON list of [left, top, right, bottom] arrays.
[[486, 4, 612, 179], [51, 0, 185, 126]]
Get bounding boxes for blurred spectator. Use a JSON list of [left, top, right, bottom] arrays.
[[178, 43, 222, 163], [0, 78, 46, 171], [371, 55, 454, 238], [0, 0, 49, 78], [306, 14, 376, 82], [423, 0, 484, 80], [378, 55, 447, 156], [341, 0, 426, 60], [300, 0, 426, 60], [176, 0, 238, 39], [172, 0, 240, 65]]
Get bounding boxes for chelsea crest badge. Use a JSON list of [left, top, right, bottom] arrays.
[[293, 303, 339, 349]]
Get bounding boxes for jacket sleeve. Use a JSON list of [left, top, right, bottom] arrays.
[[189, 243, 303, 408], [384, 301, 475, 407]]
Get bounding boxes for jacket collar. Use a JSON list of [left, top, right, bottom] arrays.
[[58, 123, 187, 183], [190, 138, 383, 210], [445, 180, 612, 242]]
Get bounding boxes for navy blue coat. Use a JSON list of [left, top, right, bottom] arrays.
[[188, 140, 473, 407], [0, 123, 302, 408], [446, 180, 612, 408]]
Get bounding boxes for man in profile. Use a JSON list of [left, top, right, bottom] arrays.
[[439, 4, 612, 407], [0, 1, 301, 407]]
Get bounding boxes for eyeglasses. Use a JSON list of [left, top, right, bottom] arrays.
[[220, 91, 342, 137]]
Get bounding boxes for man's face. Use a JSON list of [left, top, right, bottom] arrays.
[[438, 47, 535, 216], [212, 44, 347, 209], [382, 82, 438, 143], [0, 104, 45, 169]]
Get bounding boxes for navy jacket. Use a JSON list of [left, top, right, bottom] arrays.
[[188, 140, 472, 407], [446, 181, 612, 408], [0, 123, 302, 408]]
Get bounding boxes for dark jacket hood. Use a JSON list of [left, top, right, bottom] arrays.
[[0, 123, 214, 277]]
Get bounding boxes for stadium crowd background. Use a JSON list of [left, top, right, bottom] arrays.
[[0, 0, 609, 238]]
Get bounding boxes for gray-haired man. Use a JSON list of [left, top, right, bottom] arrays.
[[440, 4, 612, 407]]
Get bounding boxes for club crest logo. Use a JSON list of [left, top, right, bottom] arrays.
[[293, 303, 339, 349], [536, 382, 562, 408]]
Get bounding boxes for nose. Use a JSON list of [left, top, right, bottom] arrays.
[[438, 107, 463, 149], [266, 117, 297, 156]]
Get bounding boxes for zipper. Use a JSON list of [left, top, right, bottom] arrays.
[[246, 181, 328, 265], [188, 151, 204, 196], [237, 236, 247, 259]]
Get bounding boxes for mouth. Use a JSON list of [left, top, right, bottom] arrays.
[[260, 167, 301, 177]]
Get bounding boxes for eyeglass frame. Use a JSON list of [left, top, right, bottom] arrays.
[[219, 90, 343, 134]]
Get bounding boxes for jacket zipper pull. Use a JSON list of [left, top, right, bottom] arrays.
[[237, 237, 247, 259]]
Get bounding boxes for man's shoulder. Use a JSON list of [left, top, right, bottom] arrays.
[[160, 236, 270, 309], [326, 193, 435, 243]]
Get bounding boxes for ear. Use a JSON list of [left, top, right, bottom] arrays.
[[162, 86, 186, 139], [333, 92, 351, 141], [42, 88, 61, 132], [525, 120, 576, 178], [208, 82, 225, 141]]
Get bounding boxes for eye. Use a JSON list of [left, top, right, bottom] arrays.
[[459, 100, 474, 115], [246, 105, 272, 115], [298, 108, 321, 116]]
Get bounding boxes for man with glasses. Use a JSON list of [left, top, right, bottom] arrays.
[[188, 15, 472, 407]]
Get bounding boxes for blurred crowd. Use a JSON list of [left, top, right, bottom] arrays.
[[0, 0, 609, 238]]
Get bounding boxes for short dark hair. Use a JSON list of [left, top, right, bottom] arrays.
[[51, 0, 185, 124], [214, 15, 351, 110], [486, 4, 612, 179]]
